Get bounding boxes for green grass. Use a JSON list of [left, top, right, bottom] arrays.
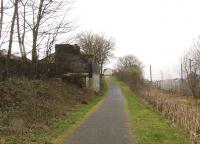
[[5, 82, 108, 144], [117, 80, 190, 144]]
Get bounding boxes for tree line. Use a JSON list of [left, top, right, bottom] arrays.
[[0, 0, 115, 80], [182, 37, 200, 99], [114, 55, 144, 92], [0, 0, 72, 79]]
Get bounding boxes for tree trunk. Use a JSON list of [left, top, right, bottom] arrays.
[[4, 0, 18, 80], [0, 0, 3, 39], [100, 63, 103, 78], [31, 32, 38, 78], [16, 3, 24, 57], [31, 0, 44, 78], [21, 0, 27, 59]]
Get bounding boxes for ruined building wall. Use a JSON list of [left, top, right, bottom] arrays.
[[55, 44, 90, 75]]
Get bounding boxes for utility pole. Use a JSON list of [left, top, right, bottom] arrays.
[[181, 63, 183, 80], [160, 71, 163, 89], [180, 63, 184, 94], [160, 71, 163, 81], [150, 65, 152, 83]]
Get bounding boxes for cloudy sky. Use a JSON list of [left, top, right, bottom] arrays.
[[72, 0, 200, 80]]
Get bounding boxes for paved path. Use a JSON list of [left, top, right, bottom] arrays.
[[64, 78, 134, 144]]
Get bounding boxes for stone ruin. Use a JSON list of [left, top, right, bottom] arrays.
[[0, 44, 100, 92], [55, 44, 100, 92]]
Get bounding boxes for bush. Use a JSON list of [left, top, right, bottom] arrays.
[[115, 68, 144, 93], [115, 55, 144, 93]]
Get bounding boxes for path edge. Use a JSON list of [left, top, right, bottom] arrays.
[[114, 78, 137, 144], [52, 92, 108, 144]]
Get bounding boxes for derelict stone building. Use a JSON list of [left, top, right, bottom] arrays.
[[55, 44, 92, 75], [55, 44, 100, 92]]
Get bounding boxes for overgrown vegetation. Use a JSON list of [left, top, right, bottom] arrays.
[[115, 55, 144, 92], [114, 54, 194, 143], [118, 80, 190, 144], [182, 37, 200, 99], [0, 78, 107, 143], [77, 32, 115, 76], [141, 87, 200, 143]]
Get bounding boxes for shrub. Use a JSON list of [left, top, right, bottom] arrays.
[[115, 55, 144, 93]]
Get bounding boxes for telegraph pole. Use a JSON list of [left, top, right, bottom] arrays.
[[181, 63, 183, 80], [160, 71, 163, 81], [180, 63, 184, 93], [160, 71, 163, 88], [150, 65, 152, 83]]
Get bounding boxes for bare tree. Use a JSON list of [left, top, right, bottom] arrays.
[[21, 0, 72, 78], [116, 55, 143, 70], [0, 0, 73, 79], [115, 55, 144, 92], [45, 7, 72, 58], [0, 0, 11, 47], [0, 0, 3, 39], [30, 0, 45, 77], [15, 0, 26, 58], [19, 0, 28, 58], [77, 32, 114, 76], [182, 37, 200, 98], [4, 0, 18, 79]]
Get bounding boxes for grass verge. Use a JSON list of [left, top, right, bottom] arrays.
[[117, 80, 190, 144], [52, 89, 107, 144], [4, 79, 108, 144]]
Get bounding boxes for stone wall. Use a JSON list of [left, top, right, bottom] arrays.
[[92, 63, 100, 92], [55, 44, 91, 75], [55, 44, 100, 92]]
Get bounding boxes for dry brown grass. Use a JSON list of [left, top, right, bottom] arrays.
[[140, 87, 200, 143], [0, 77, 90, 140]]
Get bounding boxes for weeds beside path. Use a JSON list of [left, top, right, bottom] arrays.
[[52, 89, 107, 144], [0, 78, 107, 144], [117, 80, 190, 144]]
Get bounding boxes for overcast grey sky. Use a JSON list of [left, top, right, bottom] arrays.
[[72, 0, 200, 80]]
